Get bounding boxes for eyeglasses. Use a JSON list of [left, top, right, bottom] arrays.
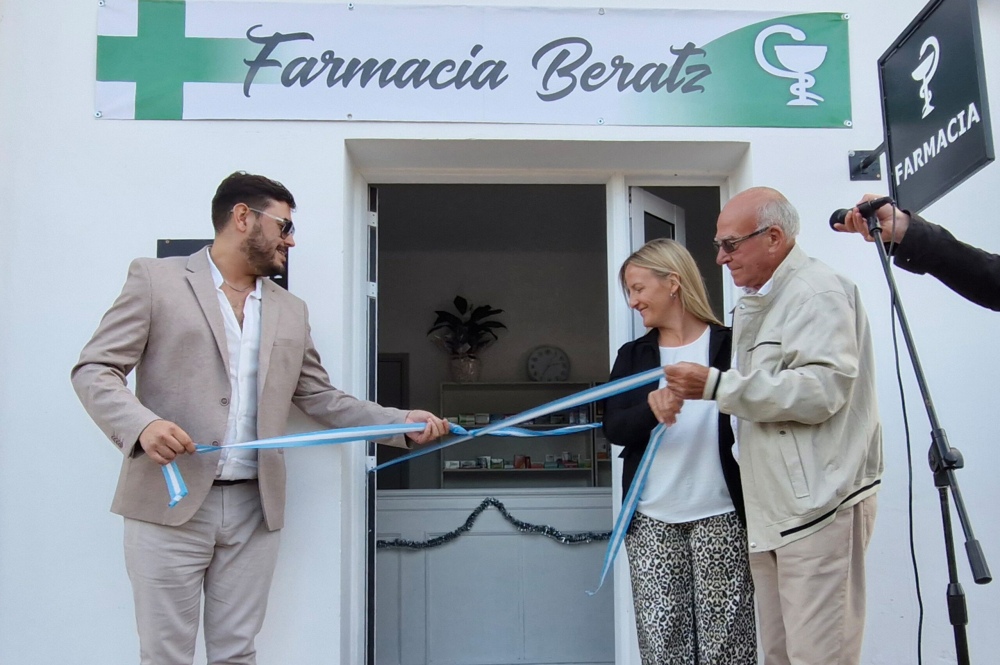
[[248, 207, 295, 238], [712, 226, 768, 254]]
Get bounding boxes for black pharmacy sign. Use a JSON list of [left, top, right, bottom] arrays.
[[878, 0, 993, 213]]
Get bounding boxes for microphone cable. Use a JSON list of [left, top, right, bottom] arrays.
[[882, 204, 925, 664]]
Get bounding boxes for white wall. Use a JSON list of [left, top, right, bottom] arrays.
[[2, 1, 999, 664]]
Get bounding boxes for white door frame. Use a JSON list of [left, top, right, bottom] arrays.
[[341, 167, 378, 665], [342, 139, 749, 665], [626, 187, 689, 339], [630, 187, 687, 247]]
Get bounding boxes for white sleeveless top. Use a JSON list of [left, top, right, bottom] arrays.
[[637, 326, 735, 523]]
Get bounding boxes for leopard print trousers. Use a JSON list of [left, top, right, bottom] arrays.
[[625, 510, 757, 665]]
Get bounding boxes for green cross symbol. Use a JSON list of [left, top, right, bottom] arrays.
[[97, 0, 257, 120]]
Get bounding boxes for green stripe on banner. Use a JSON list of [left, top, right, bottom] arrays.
[[97, 0, 258, 119]]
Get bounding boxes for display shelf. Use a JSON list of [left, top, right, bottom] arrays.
[[443, 467, 593, 473], [439, 381, 608, 488], [455, 423, 586, 431]]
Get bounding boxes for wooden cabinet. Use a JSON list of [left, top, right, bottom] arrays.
[[438, 382, 611, 488]]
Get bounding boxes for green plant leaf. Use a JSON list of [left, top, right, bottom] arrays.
[[468, 304, 494, 321], [432, 311, 462, 325], [428, 295, 506, 356]]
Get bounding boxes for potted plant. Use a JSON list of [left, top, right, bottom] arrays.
[[427, 295, 507, 382]]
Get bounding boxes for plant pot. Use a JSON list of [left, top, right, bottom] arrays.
[[450, 356, 481, 383]]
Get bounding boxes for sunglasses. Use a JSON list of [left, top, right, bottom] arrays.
[[712, 226, 768, 254], [248, 207, 295, 238]]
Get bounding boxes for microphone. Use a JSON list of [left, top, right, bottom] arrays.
[[828, 196, 894, 229]]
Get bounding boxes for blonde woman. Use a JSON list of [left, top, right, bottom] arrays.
[[604, 239, 755, 665]]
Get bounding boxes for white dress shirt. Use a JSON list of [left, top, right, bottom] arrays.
[[207, 251, 262, 480]]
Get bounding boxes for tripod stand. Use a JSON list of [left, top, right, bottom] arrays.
[[861, 206, 992, 664]]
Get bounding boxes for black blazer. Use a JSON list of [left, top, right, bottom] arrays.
[[602, 324, 745, 526], [892, 213, 1000, 311]]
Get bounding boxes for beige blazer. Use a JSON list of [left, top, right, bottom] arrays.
[[72, 247, 407, 530]]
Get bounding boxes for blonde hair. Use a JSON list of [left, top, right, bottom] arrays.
[[618, 238, 722, 326]]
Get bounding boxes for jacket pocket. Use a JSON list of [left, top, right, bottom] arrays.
[[746, 339, 783, 372], [777, 425, 810, 498]]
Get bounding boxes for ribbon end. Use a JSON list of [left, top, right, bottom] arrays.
[[162, 462, 188, 508]]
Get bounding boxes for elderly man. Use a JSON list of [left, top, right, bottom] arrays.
[[664, 187, 883, 665]]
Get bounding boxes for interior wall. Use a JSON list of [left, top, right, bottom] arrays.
[[377, 184, 609, 487]]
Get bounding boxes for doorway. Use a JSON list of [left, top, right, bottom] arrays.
[[372, 183, 613, 665], [341, 137, 748, 665], [367, 182, 723, 665], [374, 184, 610, 489]]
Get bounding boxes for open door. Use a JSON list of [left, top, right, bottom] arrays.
[[628, 187, 688, 337], [630, 187, 686, 245]]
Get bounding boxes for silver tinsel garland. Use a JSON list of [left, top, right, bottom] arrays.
[[376, 496, 612, 550]]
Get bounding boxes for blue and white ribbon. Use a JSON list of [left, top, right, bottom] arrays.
[[162, 365, 669, 592], [162, 459, 190, 507], [162, 422, 426, 507], [588, 423, 666, 595], [374, 368, 664, 471], [194, 422, 426, 453], [162, 421, 612, 506]]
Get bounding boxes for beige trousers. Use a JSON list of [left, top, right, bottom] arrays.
[[124, 482, 281, 665], [749, 494, 878, 665]]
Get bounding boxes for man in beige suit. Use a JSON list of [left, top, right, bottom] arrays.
[[72, 172, 447, 665]]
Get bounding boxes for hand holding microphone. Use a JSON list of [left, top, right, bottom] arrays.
[[830, 195, 911, 244]]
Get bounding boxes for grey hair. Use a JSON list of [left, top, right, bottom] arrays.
[[756, 192, 800, 238]]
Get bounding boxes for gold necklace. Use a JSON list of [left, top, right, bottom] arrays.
[[223, 280, 254, 293]]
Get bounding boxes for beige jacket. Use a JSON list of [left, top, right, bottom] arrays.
[[71, 247, 407, 530], [705, 244, 883, 551]]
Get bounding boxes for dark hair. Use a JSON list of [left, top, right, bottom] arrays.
[[211, 171, 296, 232]]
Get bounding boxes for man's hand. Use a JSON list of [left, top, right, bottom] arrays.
[[138, 419, 196, 465], [663, 362, 710, 400], [647, 387, 683, 426], [832, 193, 911, 244], [404, 410, 450, 445]]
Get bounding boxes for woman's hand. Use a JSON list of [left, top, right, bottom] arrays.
[[647, 387, 683, 426]]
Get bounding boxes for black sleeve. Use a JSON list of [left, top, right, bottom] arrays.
[[602, 346, 658, 451], [893, 214, 1000, 311]]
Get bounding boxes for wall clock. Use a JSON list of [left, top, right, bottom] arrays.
[[526, 345, 571, 382]]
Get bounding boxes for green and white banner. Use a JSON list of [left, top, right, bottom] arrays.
[[96, 1, 852, 127]]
